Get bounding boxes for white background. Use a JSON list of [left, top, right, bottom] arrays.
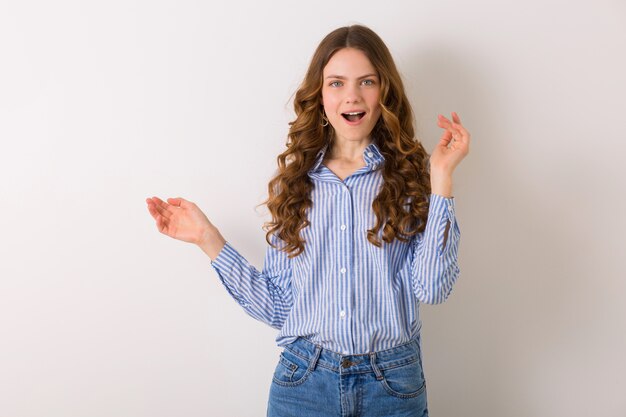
[[1, 1, 625, 416]]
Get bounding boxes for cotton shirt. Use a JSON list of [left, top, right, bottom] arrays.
[[210, 141, 461, 355]]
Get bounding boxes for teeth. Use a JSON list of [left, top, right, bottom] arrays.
[[344, 112, 364, 115]]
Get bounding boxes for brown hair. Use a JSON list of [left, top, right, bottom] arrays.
[[261, 24, 431, 258]]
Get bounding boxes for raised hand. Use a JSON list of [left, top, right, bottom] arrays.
[[431, 112, 471, 175], [146, 196, 215, 245], [426, 112, 471, 198]]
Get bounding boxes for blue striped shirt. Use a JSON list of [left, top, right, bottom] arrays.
[[210, 141, 460, 354]]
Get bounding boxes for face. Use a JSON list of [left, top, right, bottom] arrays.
[[321, 47, 382, 145]]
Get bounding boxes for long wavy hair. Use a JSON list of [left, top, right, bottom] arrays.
[[261, 24, 432, 258]]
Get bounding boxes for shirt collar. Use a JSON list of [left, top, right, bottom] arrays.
[[309, 141, 385, 175]]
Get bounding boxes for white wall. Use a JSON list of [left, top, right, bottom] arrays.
[[1, 1, 624, 416]]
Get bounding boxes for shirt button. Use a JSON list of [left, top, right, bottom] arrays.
[[367, 152, 373, 157], [340, 224, 347, 231], [340, 310, 346, 318], [340, 267, 346, 274]]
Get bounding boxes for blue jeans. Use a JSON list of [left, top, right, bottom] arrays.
[[267, 336, 428, 417]]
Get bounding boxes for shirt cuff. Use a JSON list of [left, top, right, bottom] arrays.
[[427, 193, 459, 255], [429, 193, 456, 221], [210, 241, 237, 269]]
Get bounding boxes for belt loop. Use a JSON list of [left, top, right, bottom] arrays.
[[369, 352, 384, 381], [308, 344, 322, 372]]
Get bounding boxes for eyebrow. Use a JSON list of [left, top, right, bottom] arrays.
[[325, 73, 378, 80]]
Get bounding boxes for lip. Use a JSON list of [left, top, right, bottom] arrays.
[[341, 110, 367, 126]]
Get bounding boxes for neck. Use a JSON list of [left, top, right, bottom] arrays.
[[327, 137, 372, 162]]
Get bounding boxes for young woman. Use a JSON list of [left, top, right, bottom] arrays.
[[146, 24, 470, 417]]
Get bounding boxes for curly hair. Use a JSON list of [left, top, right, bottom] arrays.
[[261, 24, 432, 258]]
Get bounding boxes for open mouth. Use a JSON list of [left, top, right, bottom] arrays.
[[341, 111, 366, 122]]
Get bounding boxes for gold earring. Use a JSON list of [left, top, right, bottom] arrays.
[[321, 112, 329, 127]]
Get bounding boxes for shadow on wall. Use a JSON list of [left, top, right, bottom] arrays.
[[401, 43, 601, 416]]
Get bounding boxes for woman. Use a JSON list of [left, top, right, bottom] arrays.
[[146, 24, 470, 417]]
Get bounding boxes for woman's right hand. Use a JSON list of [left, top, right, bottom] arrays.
[[146, 196, 218, 246]]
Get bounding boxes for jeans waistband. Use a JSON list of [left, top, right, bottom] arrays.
[[282, 337, 421, 375]]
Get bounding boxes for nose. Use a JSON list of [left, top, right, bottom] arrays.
[[344, 83, 362, 104]]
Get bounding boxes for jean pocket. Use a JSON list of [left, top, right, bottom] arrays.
[[378, 356, 426, 399], [271, 349, 312, 387]]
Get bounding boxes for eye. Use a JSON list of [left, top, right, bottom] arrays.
[[329, 80, 342, 87], [362, 79, 375, 86]]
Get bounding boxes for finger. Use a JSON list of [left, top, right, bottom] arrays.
[[438, 115, 461, 137], [441, 113, 465, 130], [448, 113, 469, 134], [439, 115, 469, 143], [167, 197, 185, 208], [146, 201, 165, 224], [156, 214, 168, 234], [146, 201, 160, 221], [440, 122, 462, 141], [437, 130, 454, 148], [150, 196, 174, 219], [437, 114, 452, 127], [146, 198, 160, 217], [147, 205, 170, 228], [439, 130, 466, 153], [450, 122, 470, 144], [437, 115, 457, 132], [448, 115, 467, 131], [440, 114, 462, 130]]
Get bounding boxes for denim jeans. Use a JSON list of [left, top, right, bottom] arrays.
[[267, 336, 428, 417]]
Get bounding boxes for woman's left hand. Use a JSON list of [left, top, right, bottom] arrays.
[[430, 112, 470, 175]]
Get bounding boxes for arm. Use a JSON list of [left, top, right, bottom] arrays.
[[410, 111, 469, 303], [145, 196, 293, 329], [207, 233, 293, 329], [410, 193, 461, 304]]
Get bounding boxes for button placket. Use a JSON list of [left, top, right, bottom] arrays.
[[339, 181, 354, 354]]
